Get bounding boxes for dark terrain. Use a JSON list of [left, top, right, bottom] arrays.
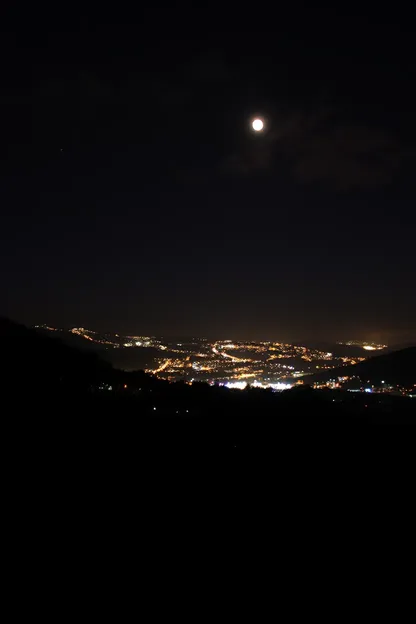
[[306, 346, 416, 387], [1, 319, 414, 453]]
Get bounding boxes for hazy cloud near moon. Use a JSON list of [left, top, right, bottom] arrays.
[[29, 47, 404, 193], [224, 109, 402, 191]]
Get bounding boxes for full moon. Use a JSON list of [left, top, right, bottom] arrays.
[[252, 118, 264, 131]]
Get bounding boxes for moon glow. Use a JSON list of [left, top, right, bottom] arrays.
[[252, 118, 264, 131]]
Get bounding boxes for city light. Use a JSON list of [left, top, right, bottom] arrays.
[[225, 381, 248, 390], [338, 341, 387, 351], [38, 325, 404, 395]]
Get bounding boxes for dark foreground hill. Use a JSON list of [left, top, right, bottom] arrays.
[[1, 317, 114, 389], [35, 324, 160, 371], [304, 346, 416, 387], [3, 322, 414, 575], [1, 318, 415, 460]]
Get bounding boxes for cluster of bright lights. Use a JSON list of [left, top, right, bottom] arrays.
[[148, 359, 173, 374], [224, 380, 293, 391], [252, 381, 292, 391], [71, 328, 95, 342], [338, 341, 387, 350], [39, 325, 393, 391], [225, 381, 248, 390]]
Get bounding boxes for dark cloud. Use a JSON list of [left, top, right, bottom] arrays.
[[223, 109, 403, 191]]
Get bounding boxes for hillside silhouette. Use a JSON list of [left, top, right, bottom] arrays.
[[0, 317, 113, 391], [305, 347, 416, 387], [35, 325, 162, 371], [1, 318, 414, 451]]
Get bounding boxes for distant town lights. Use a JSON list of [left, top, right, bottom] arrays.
[[38, 325, 400, 394]]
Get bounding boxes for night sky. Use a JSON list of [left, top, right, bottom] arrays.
[[1, 6, 415, 343]]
